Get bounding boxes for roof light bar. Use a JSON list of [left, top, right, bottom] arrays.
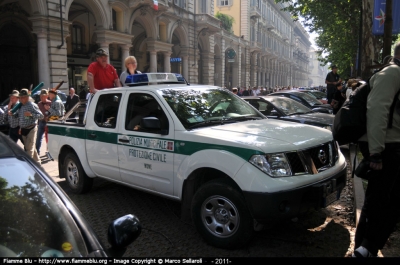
[[125, 73, 188, 86]]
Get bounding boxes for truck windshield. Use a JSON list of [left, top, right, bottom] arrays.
[[160, 87, 264, 130]]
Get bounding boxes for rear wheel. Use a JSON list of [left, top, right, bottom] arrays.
[[63, 152, 93, 194], [191, 179, 254, 249]]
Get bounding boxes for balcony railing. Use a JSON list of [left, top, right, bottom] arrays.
[[195, 14, 221, 33], [72, 43, 87, 55]]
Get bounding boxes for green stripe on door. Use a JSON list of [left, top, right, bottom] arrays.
[[48, 125, 263, 160]]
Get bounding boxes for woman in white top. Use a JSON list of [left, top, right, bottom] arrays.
[[120, 56, 142, 86]]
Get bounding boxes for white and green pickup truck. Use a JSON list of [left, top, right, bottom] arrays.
[[48, 73, 347, 249]]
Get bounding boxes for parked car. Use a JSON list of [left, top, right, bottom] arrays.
[[299, 90, 328, 104], [269, 91, 333, 114], [242, 96, 334, 130], [0, 132, 142, 257]]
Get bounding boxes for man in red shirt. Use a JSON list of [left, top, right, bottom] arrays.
[[87, 48, 121, 94]]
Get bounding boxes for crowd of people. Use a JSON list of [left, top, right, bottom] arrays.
[[0, 87, 65, 164], [0, 48, 140, 164]]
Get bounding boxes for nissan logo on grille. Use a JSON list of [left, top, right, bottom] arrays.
[[318, 149, 327, 164]]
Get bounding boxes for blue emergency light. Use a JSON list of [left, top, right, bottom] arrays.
[[125, 73, 188, 86]]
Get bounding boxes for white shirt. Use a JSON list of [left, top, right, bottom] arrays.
[[346, 88, 352, 99]]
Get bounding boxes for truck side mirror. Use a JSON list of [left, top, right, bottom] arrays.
[[107, 214, 142, 257], [141, 117, 168, 135], [141, 117, 160, 129]]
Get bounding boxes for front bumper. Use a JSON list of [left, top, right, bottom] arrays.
[[242, 166, 347, 223]]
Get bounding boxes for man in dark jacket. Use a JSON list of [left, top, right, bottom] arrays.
[[66, 87, 80, 118], [325, 65, 341, 104]]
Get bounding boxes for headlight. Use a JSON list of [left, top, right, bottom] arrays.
[[249, 153, 292, 177], [322, 125, 332, 131]]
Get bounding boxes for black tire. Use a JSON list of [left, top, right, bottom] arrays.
[[191, 178, 254, 249], [63, 152, 93, 194]]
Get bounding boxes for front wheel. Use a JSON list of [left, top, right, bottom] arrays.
[[191, 179, 254, 249], [63, 152, 93, 194]]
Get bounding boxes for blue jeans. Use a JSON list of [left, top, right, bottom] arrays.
[[36, 120, 47, 155]]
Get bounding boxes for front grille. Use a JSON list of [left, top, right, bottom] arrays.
[[286, 141, 337, 175], [305, 143, 331, 169], [286, 152, 306, 175]]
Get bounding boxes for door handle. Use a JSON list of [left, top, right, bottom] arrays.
[[119, 139, 129, 143], [88, 133, 97, 139]]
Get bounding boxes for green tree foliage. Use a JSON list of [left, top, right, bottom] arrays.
[[215, 11, 235, 33], [276, 0, 362, 79]]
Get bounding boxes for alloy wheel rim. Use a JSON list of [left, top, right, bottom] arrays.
[[66, 159, 79, 187], [200, 195, 240, 238]]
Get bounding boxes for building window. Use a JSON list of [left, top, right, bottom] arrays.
[[112, 9, 117, 30], [200, 0, 207, 13], [219, 0, 230, 7], [174, 0, 186, 8], [72, 23, 85, 54]]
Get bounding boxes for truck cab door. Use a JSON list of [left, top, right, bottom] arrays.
[[117, 92, 174, 196], [85, 93, 122, 181]]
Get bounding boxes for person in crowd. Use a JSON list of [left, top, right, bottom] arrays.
[[241, 87, 250, 96], [331, 82, 345, 115], [232, 87, 238, 95], [353, 42, 400, 258], [325, 65, 342, 104], [87, 48, 121, 94], [3, 90, 23, 143], [36, 89, 51, 156], [16, 88, 43, 163], [44, 88, 65, 120], [345, 79, 360, 99], [120, 56, 142, 86], [65, 87, 80, 118], [79, 86, 87, 100], [251, 86, 260, 96]]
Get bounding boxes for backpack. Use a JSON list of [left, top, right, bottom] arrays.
[[332, 64, 400, 145]]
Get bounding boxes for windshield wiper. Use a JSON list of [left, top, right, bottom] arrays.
[[188, 120, 225, 130], [288, 112, 308, 115], [224, 116, 263, 122]]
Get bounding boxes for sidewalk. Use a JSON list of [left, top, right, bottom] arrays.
[[347, 144, 364, 227], [16, 137, 60, 180]]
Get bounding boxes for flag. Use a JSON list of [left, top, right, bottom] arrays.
[[153, 0, 158, 11], [372, 0, 400, 35]]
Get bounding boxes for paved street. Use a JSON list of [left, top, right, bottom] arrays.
[[17, 139, 362, 257]]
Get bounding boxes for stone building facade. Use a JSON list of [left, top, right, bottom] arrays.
[[309, 47, 329, 88], [0, 0, 312, 100]]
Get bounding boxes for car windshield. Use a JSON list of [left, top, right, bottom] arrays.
[[306, 91, 326, 99], [296, 92, 322, 106], [0, 157, 88, 257], [266, 97, 312, 115], [160, 87, 263, 130]]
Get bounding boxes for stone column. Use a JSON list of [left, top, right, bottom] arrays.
[[237, 46, 242, 87], [261, 69, 265, 87], [164, 51, 171, 73], [182, 55, 189, 80], [150, 51, 157, 72], [180, 47, 189, 81], [36, 32, 51, 88], [120, 44, 131, 72]]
